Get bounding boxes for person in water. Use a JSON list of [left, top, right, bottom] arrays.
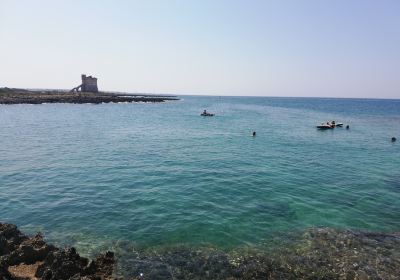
[[253, 131, 256, 136]]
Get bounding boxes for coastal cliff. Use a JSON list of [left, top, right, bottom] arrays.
[[0, 88, 179, 105]]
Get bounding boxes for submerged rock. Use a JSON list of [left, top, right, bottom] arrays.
[[115, 228, 400, 279], [255, 201, 296, 218]]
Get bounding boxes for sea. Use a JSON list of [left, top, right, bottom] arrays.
[[1, 96, 400, 273]]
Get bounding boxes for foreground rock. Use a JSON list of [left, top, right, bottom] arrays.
[[2, 222, 400, 279], [35, 248, 114, 280], [0, 88, 178, 104], [0, 223, 115, 280]]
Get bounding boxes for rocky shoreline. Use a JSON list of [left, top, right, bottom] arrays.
[[0, 223, 114, 280], [2, 222, 400, 279], [0, 88, 179, 105]]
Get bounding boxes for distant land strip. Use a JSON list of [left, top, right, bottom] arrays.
[[0, 88, 179, 104]]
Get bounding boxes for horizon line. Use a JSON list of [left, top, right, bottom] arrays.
[[1, 86, 399, 101]]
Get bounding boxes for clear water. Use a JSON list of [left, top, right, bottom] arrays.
[[1, 96, 400, 255]]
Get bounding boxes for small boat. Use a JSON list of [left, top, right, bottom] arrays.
[[201, 110, 214, 116], [330, 121, 344, 127], [317, 124, 334, 129], [316, 121, 344, 129]]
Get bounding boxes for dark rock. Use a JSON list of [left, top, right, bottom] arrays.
[[7, 233, 56, 265], [36, 247, 88, 280], [36, 247, 115, 280], [0, 236, 8, 255], [0, 224, 20, 240], [0, 262, 14, 280], [89, 251, 114, 277], [0, 223, 28, 254], [1, 223, 115, 280]]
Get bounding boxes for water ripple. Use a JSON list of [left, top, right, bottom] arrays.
[[0, 96, 399, 254]]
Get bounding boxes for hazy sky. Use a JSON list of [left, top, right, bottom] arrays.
[[1, 0, 399, 98]]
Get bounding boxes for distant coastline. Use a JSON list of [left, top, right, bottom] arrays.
[[0, 88, 179, 105]]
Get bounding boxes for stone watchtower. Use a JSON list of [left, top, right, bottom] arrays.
[[71, 74, 99, 93], [81, 74, 98, 93]]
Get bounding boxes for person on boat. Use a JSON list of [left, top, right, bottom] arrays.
[[331, 121, 336, 126], [203, 109, 207, 115]]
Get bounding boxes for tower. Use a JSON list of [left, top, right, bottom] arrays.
[[81, 74, 98, 93]]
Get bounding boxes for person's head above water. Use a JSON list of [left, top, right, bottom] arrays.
[[252, 131, 256, 136]]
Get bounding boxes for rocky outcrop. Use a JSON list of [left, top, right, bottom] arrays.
[[0, 223, 115, 280], [0, 224, 28, 256], [0, 88, 179, 105], [35, 248, 114, 280], [6, 233, 55, 266]]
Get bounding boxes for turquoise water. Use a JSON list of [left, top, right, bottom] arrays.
[[1, 96, 400, 255]]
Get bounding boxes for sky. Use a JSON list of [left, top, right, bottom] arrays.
[[0, 0, 399, 98]]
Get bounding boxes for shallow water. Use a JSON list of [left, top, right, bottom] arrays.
[[1, 96, 399, 256]]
